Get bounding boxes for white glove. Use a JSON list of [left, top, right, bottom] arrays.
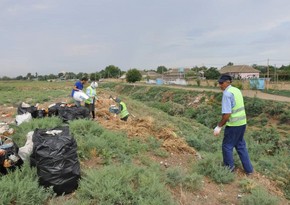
[[213, 126, 222, 136]]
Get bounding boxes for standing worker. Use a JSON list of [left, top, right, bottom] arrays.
[[85, 82, 98, 119], [213, 74, 253, 175], [113, 97, 129, 121], [71, 77, 88, 107]]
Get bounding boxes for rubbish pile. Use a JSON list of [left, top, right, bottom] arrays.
[[15, 102, 90, 125], [0, 123, 23, 175], [30, 126, 80, 195], [0, 101, 85, 195]]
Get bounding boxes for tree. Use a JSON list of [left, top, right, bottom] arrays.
[[104, 65, 121, 78], [26, 73, 32, 80], [204, 67, 220, 79], [156, 66, 167, 74], [65, 72, 77, 79], [48, 74, 57, 79], [15, 75, 24, 80], [227, 62, 234, 66], [126, 69, 142, 83], [76, 72, 84, 80], [89, 72, 100, 81]]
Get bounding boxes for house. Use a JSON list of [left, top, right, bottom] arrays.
[[219, 65, 260, 79], [142, 71, 162, 80], [163, 68, 191, 81]]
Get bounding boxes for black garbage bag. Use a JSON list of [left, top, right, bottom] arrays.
[[0, 137, 24, 175], [47, 103, 65, 117], [58, 106, 90, 122], [17, 103, 38, 118], [37, 109, 46, 118], [30, 126, 80, 195]]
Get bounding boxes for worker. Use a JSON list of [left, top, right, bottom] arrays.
[[71, 77, 88, 107], [85, 82, 98, 119], [213, 74, 253, 175], [113, 97, 129, 121]]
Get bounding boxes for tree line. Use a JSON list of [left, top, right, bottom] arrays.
[[1, 63, 290, 82]]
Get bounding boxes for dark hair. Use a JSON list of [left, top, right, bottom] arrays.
[[81, 77, 88, 81]]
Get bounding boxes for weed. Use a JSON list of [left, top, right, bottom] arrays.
[[0, 163, 54, 205], [76, 164, 175, 205], [193, 153, 235, 184], [240, 187, 280, 205]]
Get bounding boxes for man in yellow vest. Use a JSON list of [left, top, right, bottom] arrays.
[[85, 82, 98, 119], [114, 97, 129, 121], [214, 74, 253, 175]]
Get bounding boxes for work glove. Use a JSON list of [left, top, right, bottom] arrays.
[[213, 126, 222, 136]]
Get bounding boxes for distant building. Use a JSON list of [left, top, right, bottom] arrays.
[[142, 71, 162, 80], [219, 65, 260, 79], [163, 67, 191, 81]]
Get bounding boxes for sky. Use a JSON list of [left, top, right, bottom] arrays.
[[1, 0, 290, 78]]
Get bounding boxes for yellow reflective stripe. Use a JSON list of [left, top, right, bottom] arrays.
[[228, 116, 246, 122], [232, 106, 245, 114]]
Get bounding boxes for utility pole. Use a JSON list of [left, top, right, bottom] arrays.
[[267, 58, 269, 90]]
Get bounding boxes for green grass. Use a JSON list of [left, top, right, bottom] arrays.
[[75, 164, 175, 205], [0, 163, 54, 205], [263, 89, 290, 97]]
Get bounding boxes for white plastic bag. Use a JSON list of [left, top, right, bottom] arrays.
[[15, 112, 32, 125], [73, 91, 89, 102], [18, 131, 34, 161]]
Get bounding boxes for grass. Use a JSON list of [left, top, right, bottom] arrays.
[[0, 163, 55, 205], [263, 89, 290, 97], [1, 80, 290, 204], [75, 164, 175, 205]]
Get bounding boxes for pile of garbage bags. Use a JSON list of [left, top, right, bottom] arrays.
[[16, 102, 90, 125], [0, 136, 23, 175], [30, 126, 80, 195]]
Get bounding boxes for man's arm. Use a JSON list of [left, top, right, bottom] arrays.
[[218, 113, 231, 127]]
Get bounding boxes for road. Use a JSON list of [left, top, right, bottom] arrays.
[[133, 83, 290, 103]]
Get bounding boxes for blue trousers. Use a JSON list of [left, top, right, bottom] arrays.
[[222, 125, 253, 174]]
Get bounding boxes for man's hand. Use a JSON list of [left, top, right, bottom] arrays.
[[213, 126, 222, 136]]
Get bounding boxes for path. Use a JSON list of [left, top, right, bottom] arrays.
[[133, 83, 290, 103]]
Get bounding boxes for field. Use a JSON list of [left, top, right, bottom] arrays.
[[0, 80, 290, 205]]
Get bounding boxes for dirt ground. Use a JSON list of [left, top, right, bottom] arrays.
[[1, 89, 289, 205]]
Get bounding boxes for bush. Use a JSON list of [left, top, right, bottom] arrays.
[[166, 166, 203, 191], [193, 153, 235, 184], [240, 187, 280, 205], [245, 97, 266, 117], [0, 163, 54, 205], [279, 110, 290, 124], [126, 69, 142, 83], [12, 117, 63, 146], [76, 165, 175, 205]]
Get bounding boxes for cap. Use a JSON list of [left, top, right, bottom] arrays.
[[90, 82, 98, 89], [218, 74, 232, 83], [114, 97, 121, 103]]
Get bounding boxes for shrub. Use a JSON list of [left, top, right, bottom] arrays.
[[0, 163, 54, 205], [166, 167, 203, 191], [240, 187, 280, 205], [193, 153, 235, 184], [245, 97, 266, 117], [279, 110, 290, 124], [11, 117, 63, 146], [76, 165, 175, 205]]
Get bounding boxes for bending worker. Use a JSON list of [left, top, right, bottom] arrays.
[[213, 74, 253, 175], [71, 77, 88, 107], [85, 82, 98, 119], [114, 97, 129, 121]]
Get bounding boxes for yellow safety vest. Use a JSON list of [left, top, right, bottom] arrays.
[[85, 86, 96, 104], [226, 86, 247, 126], [120, 102, 129, 118]]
